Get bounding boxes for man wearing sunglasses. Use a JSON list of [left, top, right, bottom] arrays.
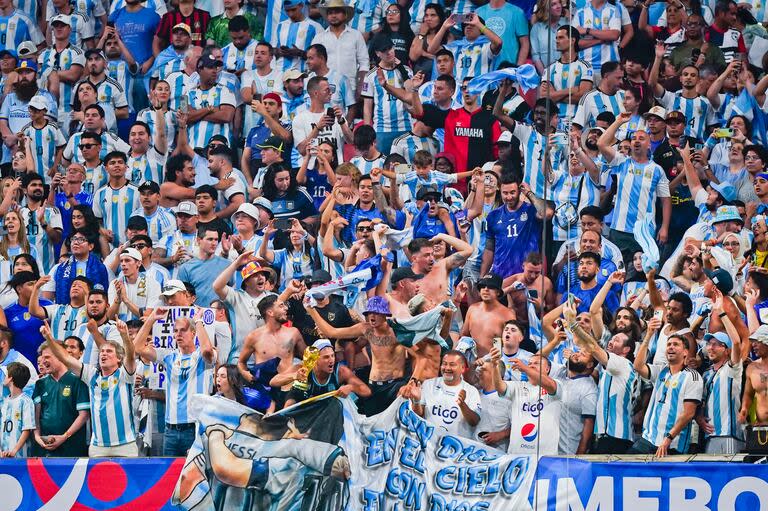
[[62, 104, 130, 167]]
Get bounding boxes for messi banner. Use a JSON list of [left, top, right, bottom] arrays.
[[172, 395, 537, 510]]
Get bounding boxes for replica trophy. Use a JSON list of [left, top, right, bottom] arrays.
[[293, 345, 321, 391]]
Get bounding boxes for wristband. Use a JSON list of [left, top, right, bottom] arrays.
[[479, 25, 486, 33], [718, 312, 727, 318]]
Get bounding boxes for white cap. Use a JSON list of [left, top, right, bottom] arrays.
[[312, 339, 333, 351], [750, 324, 768, 345], [497, 131, 513, 144], [174, 201, 198, 215], [28, 95, 48, 111], [50, 14, 72, 27], [17, 41, 37, 57], [643, 106, 667, 120], [235, 202, 260, 220], [161, 279, 187, 296], [119, 247, 143, 262]]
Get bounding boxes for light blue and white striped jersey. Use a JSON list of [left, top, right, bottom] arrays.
[[37, 45, 86, 125], [107, 58, 134, 113], [222, 39, 259, 73], [43, 303, 87, 341], [189, 69, 242, 106], [273, 248, 315, 291], [349, 0, 388, 33], [152, 56, 185, 82], [573, 2, 621, 72], [595, 353, 637, 441], [274, 18, 323, 72], [21, 122, 66, 184], [88, 76, 129, 111], [92, 183, 141, 246], [573, 88, 625, 129], [15, 0, 41, 24], [513, 123, 566, 199], [83, 163, 108, 195], [0, 10, 45, 52], [702, 361, 743, 439], [397, 169, 457, 198], [0, 393, 34, 457], [643, 364, 703, 452], [126, 147, 167, 186], [47, 0, 107, 33], [350, 154, 387, 176], [159, 231, 198, 279], [446, 37, 499, 83], [20, 206, 62, 274], [543, 59, 594, 119], [108, 0, 166, 15], [361, 66, 413, 133], [615, 114, 646, 141], [240, 67, 285, 135], [608, 153, 671, 234], [657, 90, 717, 141], [146, 263, 170, 290], [165, 70, 195, 112], [419, 80, 463, 109], [52, 11, 94, 48], [155, 347, 214, 424], [390, 132, 441, 162], [63, 130, 131, 164], [750, 0, 768, 22], [550, 169, 601, 241], [75, 319, 121, 366], [501, 349, 533, 381], [130, 206, 176, 243], [408, 0, 437, 32], [80, 364, 136, 447], [187, 85, 236, 149], [217, 168, 249, 212], [136, 108, 177, 151], [306, 69, 354, 111], [0, 351, 37, 399]]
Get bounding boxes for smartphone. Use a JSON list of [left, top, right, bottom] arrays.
[[713, 128, 734, 139], [492, 337, 502, 352], [691, 48, 701, 60], [694, 143, 704, 151], [179, 95, 189, 114], [394, 163, 412, 174], [555, 318, 565, 330], [653, 309, 664, 321], [274, 217, 293, 231], [484, 175, 492, 186], [528, 289, 539, 299], [107, 21, 115, 28], [453, 13, 466, 23], [326, 107, 335, 119]]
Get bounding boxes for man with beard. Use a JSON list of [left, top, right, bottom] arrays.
[[221, 16, 258, 76], [480, 174, 546, 279], [76, 49, 129, 121], [214, 253, 277, 356], [206, 145, 247, 219], [404, 351, 480, 439], [152, 23, 193, 84], [503, 252, 555, 328], [565, 252, 619, 315], [39, 16, 85, 125], [0, 60, 57, 162], [67, 289, 122, 366], [408, 234, 473, 305], [461, 273, 516, 358], [160, 154, 197, 207], [630, 320, 702, 457], [20, 173, 63, 274], [539, 25, 593, 122], [556, 230, 619, 304]]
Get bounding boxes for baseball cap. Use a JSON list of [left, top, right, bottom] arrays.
[[175, 201, 198, 216], [710, 181, 737, 203], [416, 185, 441, 201], [312, 338, 333, 351], [750, 324, 768, 345], [127, 215, 148, 230], [252, 197, 274, 218], [161, 279, 187, 296], [198, 54, 223, 68], [665, 110, 686, 123], [391, 267, 423, 286], [282, 69, 306, 82], [138, 181, 160, 194], [235, 202, 260, 220], [256, 136, 284, 151], [283, 0, 305, 8], [16, 42, 36, 58], [477, 273, 502, 291], [84, 48, 106, 60], [28, 95, 48, 111], [50, 14, 72, 26], [119, 247, 143, 262], [643, 106, 667, 121], [496, 131, 513, 144], [262, 92, 283, 108], [703, 331, 732, 348], [703, 267, 734, 294], [172, 23, 192, 35], [310, 269, 333, 284], [15, 59, 37, 73]]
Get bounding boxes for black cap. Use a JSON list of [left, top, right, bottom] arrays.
[[371, 33, 394, 53], [138, 181, 160, 194], [256, 136, 284, 151], [0, 50, 16, 60], [195, 184, 218, 198], [391, 267, 424, 286], [84, 48, 106, 59], [8, 271, 37, 289], [199, 54, 224, 68], [477, 273, 502, 291], [310, 269, 333, 284], [416, 185, 441, 201], [127, 215, 148, 230], [704, 268, 734, 294]]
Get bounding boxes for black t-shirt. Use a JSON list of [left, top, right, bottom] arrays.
[[288, 295, 356, 346], [198, 217, 233, 237]]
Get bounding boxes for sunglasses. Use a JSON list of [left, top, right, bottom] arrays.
[[78, 143, 97, 150], [131, 243, 149, 250], [356, 226, 374, 232], [424, 197, 439, 203]]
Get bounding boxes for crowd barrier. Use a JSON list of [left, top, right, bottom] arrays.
[[0, 454, 766, 510]]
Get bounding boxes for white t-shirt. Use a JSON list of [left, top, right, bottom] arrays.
[[552, 366, 598, 455], [476, 390, 511, 452], [419, 377, 481, 440], [503, 379, 564, 456], [292, 109, 347, 168]]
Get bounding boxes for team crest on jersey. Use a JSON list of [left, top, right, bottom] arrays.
[[601, 269, 608, 276], [664, 378, 679, 389], [267, 80, 274, 87], [329, 84, 337, 93], [23, 312, 30, 320], [520, 212, 528, 222], [62, 386, 71, 397], [327, 312, 336, 321], [14, 411, 20, 420], [100, 380, 110, 390]]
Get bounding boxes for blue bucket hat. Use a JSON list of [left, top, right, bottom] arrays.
[[363, 296, 391, 316], [710, 205, 742, 225]]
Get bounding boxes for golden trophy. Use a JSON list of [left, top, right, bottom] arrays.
[[292, 346, 321, 391]]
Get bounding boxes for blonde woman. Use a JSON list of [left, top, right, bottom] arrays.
[[530, 0, 567, 74]]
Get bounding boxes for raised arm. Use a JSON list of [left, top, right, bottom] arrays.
[[598, 112, 632, 162], [258, 221, 277, 263], [305, 304, 367, 339], [648, 41, 667, 97], [116, 320, 136, 375], [214, 251, 253, 300], [131, 309, 163, 362], [634, 317, 661, 379], [194, 308, 216, 364], [41, 322, 82, 375], [29, 276, 51, 320], [432, 232, 472, 271], [589, 271, 624, 341]]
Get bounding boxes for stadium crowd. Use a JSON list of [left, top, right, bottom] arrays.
[[0, 0, 765, 462]]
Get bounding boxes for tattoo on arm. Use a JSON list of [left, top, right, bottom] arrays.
[[447, 253, 468, 269]]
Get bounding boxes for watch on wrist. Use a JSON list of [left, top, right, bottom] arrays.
[[417, 34, 426, 40], [665, 433, 674, 440], [586, 27, 591, 35]]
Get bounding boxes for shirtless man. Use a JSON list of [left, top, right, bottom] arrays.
[[387, 267, 422, 318], [408, 234, 473, 305], [503, 252, 555, 323], [740, 325, 768, 426], [461, 273, 517, 357], [306, 296, 406, 416], [238, 295, 305, 394]]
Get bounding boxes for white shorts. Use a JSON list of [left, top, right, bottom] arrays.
[[89, 440, 139, 458]]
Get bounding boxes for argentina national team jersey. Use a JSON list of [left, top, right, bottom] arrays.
[[241, 68, 284, 135], [155, 347, 214, 425], [657, 90, 717, 141], [76, 320, 121, 366], [350, 154, 386, 176], [390, 132, 441, 162], [59, 11, 94, 48], [21, 122, 66, 184], [0, 394, 34, 457], [222, 39, 258, 73], [136, 108, 177, 150], [47, 0, 107, 32], [305, 69, 354, 110], [595, 354, 638, 441], [573, 88, 625, 129], [574, 2, 621, 71], [608, 153, 670, 234], [93, 183, 141, 246], [543, 59, 594, 119], [187, 86, 236, 148], [446, 37, 498, 83], [126, 147, 168, 186], [38, 45, 86, 124], [274, 18, 323, 72], [80, 364, 136, 447], [74, 76, 128, 113], [349, 0, 388, 33], [485, 201, 541, 278], [107, 59, 134, 112], [0, 10, 45, 52], [21, 206, 62, 274], [83, 164, 108, 195], [152, 57, 185, 82], [703, 361, 744, 440], [513, 123, 565, 199], [165, 70, 195, 111], [643, 364, 703, 451], [550, 169, 600, 241], [44, 303, 87, 341], [362, 66, 413, 133], [132, 206, 176, 243], [63, 130, 131, 164]]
